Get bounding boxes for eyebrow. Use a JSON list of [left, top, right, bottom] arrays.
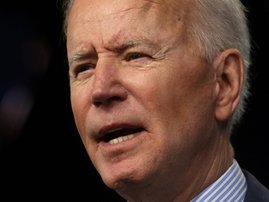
[[109, 40, 143, 53], [109, 38, 161, 55], [68, 39, 159, 67], [68, 51, 93, 67]]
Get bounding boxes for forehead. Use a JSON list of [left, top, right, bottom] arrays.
[[66, 0, 191, 54], [67, 0, 188, 29], [69, 0, 181, 17]]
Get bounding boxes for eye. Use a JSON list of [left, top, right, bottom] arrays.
[[76, 63, 95, 75], [70, 63, 96, 79], [125, 52, 150, 61]]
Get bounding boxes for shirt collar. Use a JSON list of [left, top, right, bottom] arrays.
[[191, 159, 247, 202]]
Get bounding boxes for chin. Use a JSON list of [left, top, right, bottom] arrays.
[[101, 169, 136, 190], [100, 165, 150, 191]]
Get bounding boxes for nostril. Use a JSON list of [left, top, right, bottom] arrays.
[[92, 95, 124, 106], [91, 87, 128, 107]]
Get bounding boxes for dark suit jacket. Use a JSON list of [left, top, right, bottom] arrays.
[[243, 170, 269, 202]]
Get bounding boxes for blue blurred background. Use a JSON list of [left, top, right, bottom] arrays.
[[0, 0, 268, 201]]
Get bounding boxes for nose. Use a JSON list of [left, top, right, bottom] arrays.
[[91, 60, 127, 107]]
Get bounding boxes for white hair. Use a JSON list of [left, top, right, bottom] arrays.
[[188, 0, 251, 129]]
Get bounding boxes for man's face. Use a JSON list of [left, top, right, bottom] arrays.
[[67, 0, 218, 191]]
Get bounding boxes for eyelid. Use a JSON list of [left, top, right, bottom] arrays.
[[125, 52, 151, 61], [70, 62, 96, 79]]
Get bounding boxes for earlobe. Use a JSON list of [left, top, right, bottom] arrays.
[[214, 49, 244, 122]]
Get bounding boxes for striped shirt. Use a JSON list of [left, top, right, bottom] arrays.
[[191, 159, 247, 202]]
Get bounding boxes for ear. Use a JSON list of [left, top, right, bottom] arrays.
[[213, 49, 244, 122]]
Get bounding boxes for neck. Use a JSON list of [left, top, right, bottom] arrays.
[[173, 138, 234, 202], [119, 134, 234, 202]]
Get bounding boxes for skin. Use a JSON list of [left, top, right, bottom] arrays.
[[66, 0, 244, 201]]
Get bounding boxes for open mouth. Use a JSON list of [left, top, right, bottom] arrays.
[[100, 127, 144, 145]]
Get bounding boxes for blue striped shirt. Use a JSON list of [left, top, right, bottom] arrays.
[[191, 159, 247, 202]]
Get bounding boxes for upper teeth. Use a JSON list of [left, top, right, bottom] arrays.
[[109, 134, 134, 145]]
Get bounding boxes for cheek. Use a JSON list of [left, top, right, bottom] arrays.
[[70, 85, 90, 132], [140, 62, 216, 137], [126, 72, 171, 124]]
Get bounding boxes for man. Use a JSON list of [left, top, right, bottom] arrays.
[[63, 0, 269, 201]]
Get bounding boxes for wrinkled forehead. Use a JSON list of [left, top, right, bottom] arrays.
[[68, 0, 187, 24], [66, 0, 192, 54]]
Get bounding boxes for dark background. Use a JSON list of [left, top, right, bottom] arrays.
[[0, 0, 268, 201]]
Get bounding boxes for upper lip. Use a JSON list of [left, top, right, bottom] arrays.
[[97, 123, 144, 142]]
